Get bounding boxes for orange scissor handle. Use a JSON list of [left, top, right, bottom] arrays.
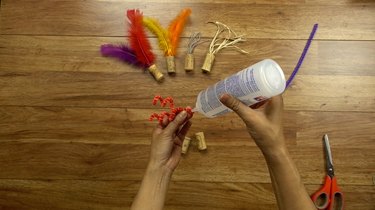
[[327, 176, 344, 210], [311, 175, 331, 209]]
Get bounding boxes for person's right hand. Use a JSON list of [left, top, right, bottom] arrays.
[[220, 94, 286, 155]]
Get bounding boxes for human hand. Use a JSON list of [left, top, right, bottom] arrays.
[[220, 94, 285, 155], [148, 111, 192, 175]]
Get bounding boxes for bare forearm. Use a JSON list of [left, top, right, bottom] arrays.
[[131, 165, 172, 210], [262, 147, 315, 210]]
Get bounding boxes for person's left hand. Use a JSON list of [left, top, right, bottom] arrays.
[[148, 111, 192, 174]]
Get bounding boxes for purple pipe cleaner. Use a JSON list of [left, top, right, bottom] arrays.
[[286, 24, 318, 88]]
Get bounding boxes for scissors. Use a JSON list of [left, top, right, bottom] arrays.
[[311, 134, 344, 210]]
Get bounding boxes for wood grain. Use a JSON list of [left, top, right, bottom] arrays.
[[1, 1, 374, 40], [0, 142, 373, 185], [0, 180, 134, 210], [1, 106, 374, 148], [0, 180, 374, 210], [297, 111, 375, 148], [1, 35, 374, 76], [1, 70, 374, 111], [0, 0, 374, 209], [0, 106, 297, 146]]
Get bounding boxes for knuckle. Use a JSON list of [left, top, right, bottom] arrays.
[[170, 120, 178, 127], [230, 99, 241, 112]]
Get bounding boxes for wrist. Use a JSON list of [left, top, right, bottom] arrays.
[[131, 161, 172, 210], [261, 145, 289, 163], [257, 133, 286, 155], [146, 162, 173, 180]]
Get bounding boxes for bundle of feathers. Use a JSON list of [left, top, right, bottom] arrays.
[[143, 8, 191, 73], [100, 8, 191, 79], [100, 9, 164, 82]]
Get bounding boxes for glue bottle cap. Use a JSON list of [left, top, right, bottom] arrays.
[[263, 59, 286, 93]]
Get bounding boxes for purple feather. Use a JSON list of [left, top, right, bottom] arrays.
[[100, 44, 143, 67]]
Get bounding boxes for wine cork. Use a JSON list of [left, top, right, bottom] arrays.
[[166, 56, 176, 74], [148, 64, 164, 82], [201, 53, 215, 73], [184, 53, 194, 71], [195, 132, 207, 151], [181, 136, 191, 154]]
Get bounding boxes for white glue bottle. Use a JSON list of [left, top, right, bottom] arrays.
[[192, 59, 286, 118]]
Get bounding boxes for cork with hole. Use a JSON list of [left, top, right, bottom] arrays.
[[184, 53, 194, 71], [148, 64, 164, 82], [166, 56, 176, 73], [195, 132, 207, 150], [182, 136, 191, 154], [201, 53, 215, 73]]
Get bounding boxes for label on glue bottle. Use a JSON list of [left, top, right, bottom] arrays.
[[193, 59, 286, 118]]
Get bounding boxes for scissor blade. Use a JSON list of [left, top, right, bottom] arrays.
[[323, 134, 334, 176]]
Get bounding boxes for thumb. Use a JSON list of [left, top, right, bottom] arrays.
[[219, 94, 257, 124], [164, 111, 188, 134]]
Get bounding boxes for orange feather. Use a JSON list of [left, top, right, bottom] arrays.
[[168, 8, 192, 55]]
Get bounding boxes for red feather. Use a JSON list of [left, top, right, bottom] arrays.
[[127, 9, 155, 67]]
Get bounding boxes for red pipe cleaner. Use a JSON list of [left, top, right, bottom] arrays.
[[150, 95, 193, 124]]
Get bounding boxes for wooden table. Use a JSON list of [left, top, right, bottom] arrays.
[[0, 0, 374, 209]]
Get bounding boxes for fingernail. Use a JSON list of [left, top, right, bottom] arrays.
[[179, 111, 187, 119], [219, 93, 228, 101]]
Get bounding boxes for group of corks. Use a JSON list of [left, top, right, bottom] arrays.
[[149, 95, 208, 153], [182, 132, 207, 154]]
